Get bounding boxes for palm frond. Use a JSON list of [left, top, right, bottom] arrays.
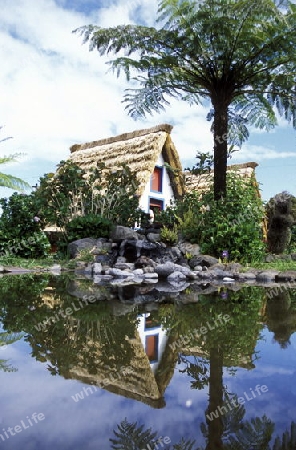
[[110, 419, 158, 450], [0, 173, 30, 191]]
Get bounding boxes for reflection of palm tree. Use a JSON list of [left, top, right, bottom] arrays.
[[110, 417, 284, 450], [179, 350, 274, 450], [272, 421, 296, 450], [110, 419, 199, 450], [0, 331, 25, 372]]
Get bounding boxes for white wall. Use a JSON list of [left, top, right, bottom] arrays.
[[137, 313, 168, 373], [139, 153, 175, 213]]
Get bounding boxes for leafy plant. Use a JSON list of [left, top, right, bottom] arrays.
[[0, 127, 30, 191], [35, 160, 142, 242], [160, 224, 179, 246], [76, 0, 296, 199], [65, 214, 112, 242], [75, 248, 94, 264], [159, 172, 266, 262], [0, 193, 50, 258]]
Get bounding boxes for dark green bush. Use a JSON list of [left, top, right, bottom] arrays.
[[0, 193, 50, 258], [65, 214, 112, 242], [158, 172, 266, 262]]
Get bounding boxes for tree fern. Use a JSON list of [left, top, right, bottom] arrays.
[[110, 419, 158, 450]]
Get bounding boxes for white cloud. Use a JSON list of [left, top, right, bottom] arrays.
[[0, 0, 295, 202], [232, 144, 296, 162]]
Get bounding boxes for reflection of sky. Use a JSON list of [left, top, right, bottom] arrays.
[[0, 324, 296, 449]]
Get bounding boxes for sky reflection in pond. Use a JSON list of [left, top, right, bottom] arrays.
[[0, 275, 296, 449]]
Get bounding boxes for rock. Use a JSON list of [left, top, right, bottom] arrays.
[[116, 256, 127, 263], [256, 270, 279, 282], [179, 242, 200, 256], [111, 226, 141, 241], [167, 271, 187, 281], [0, 265, 4, 273], [143, 278, 159, 284], [114, 262, 135, 270], [265, 254, 275, 263], [275, 271, 296, 282], [135, 256, 157, 268], [274, 254, 292, 261], [84, 263, 93, 275], [170, 246, 182, 259], [93, 263, 102, 275], [49, 264, 61, 275], [110, 276, 136, 286], [225, 262, 243, 272], [209, 268, 234, 278], [109, 268, 133, 278], [147, 232, 161, 242], [188, 255, 219, 269], [155, 281, 190, 292], [155, 261, 175, 277], [95, 252, 117, 266], [93, 274, 114, 283], [223, 277, 235, 283], [238, 272, 256, 280], [193, 265, 203, 272], [68, 238, 97, 259], [144, 272, 158, 279], [133, 268, 144, 276], [197, 271, 214, 279], [143, 266, 156, 273]]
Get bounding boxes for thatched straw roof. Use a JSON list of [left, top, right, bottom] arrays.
[[62, 327, 166, 408], [70, 124, 185, 198], [184, 161, 259, 194]]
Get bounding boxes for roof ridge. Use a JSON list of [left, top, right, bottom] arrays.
[[70, 123, 173, 153]]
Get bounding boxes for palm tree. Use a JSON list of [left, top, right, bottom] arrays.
[[0, 128, 30, 191], [75, 0, 296, 200], [0, 331, 25, 372]]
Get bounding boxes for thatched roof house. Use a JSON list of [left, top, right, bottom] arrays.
[[70, 124, 185, 214], [68, 123, 262, 219], [184, 161, 259, 194]]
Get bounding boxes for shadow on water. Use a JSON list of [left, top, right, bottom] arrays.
[[1, 274, 296, 448]]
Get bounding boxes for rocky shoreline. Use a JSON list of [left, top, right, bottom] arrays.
[[2, 225, 296, 292], [68, 226, 296, 289]]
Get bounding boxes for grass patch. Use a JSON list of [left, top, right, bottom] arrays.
[[0, 256, 60, 270], [246, 259, 296, 271]]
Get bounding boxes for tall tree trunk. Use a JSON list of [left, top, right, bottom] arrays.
[[205, 346, 224, 450], [213, 101, 228, 200]]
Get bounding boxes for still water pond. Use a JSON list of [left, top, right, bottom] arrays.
[[0, 274, 296, 450]]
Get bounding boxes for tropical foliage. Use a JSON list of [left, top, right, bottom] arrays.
[[0, 193, 50, 258], [35, 160, 143, 230], [157, 170, 266, 262], [0, 127, 30, 191], [76, 0, 296, 199]]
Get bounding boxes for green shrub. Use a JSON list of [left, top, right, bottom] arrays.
[[160, 225, 178, 246], [159, 172, 266, 262], [65, 214, 112, 242], [35, 160, 142, 229], [0, 193, 50, 258]]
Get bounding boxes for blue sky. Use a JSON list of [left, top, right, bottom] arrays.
[[0, 0, 296, 203]]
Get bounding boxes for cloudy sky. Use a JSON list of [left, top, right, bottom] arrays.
[[1, 0, 296, 202]]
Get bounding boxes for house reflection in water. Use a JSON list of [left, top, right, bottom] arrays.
[[138, 313, 168, 372]]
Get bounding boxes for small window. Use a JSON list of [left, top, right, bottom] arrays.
[[149, 198, 164, 212], [145, 334, 159, 362], [151, 167, 163, 193]]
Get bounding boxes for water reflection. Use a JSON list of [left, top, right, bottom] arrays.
[[0, 275, 296, 448]]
